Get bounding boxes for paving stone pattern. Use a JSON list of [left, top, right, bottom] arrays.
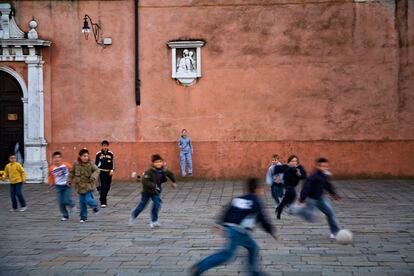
[[0, 179, 413, 276]]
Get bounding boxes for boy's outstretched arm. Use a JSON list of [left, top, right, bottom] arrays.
[[165, 170, 177, 186], [272, 164, 288, 175], [325, 179, 340, 200], [91, 164, 100, 180], [256, 200, 277, 239], [297, 165, 307, 179]]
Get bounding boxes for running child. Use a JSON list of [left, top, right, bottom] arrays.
[[292, 157, 341, 239], [265, 154, 284, 207], [48, 151, 76, 221], [190, 178, 277, 276], [129, 154, 177, 228], [67, 148, 100, 223], [274, 155, 307, 219]]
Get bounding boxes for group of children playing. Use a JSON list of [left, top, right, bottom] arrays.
[[191, 155, 342, 275], [1, 142, 177, 226], [2, 148, 343, 275], [265, 154, 341, 238]]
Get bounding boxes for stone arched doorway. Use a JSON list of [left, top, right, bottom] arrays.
[[0, 70, 24, 169], [0, 3, 51, 182]]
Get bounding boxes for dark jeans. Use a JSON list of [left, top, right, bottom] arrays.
[[131, 192, 162, 223], [276, 187, 296, 218], [79, 191, 98, 220], [10, 183, 26, 210], [99, 171, 112, 205], [293, 197, 341, 235], [271, 182, 284, 205], [56, 185, 75, 218], [193, 226, 260, 276]]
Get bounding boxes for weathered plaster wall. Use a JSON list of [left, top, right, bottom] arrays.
[[12, 0, 136, 143], [138, 0, 413, 142], [5, 0, 414, 179]]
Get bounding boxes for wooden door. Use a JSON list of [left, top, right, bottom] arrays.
[[0, 70, 24, 170]]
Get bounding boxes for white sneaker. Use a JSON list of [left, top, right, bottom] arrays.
[[128, 215, 137, 226], [80, 219, 87, 223], [330, 233, 336, 239], [150, 221, 160, 228], [101, 204, 107, 208], [61, 217, 68, 221], [19, 206, 27, 212], [9, 209, 17, 212]]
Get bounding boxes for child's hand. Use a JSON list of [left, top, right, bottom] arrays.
[[109, 170, 114, 176], [171, 183, 177, 189], [275, 175, 281, 183]]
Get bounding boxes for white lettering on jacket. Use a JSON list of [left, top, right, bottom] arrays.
[[232, 198, 253, 209]]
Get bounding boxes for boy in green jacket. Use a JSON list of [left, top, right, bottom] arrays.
[[67, 148, 100, 223], [129, 154, 177, 228]]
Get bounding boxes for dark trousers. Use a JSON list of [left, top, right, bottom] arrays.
[[276, 187, 296, 218], [99, 171, 112, 205], [271, 182, 284, 205], [10, 183, 26, 210]]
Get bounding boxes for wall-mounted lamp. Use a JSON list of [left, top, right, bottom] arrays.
[[82, 14, 100, 43], [81, 14, 112, 46]]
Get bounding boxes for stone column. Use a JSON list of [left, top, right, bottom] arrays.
[[24, 58, 48, 183]]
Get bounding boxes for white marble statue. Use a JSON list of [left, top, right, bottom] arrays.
[[177, 49, 196, 73]]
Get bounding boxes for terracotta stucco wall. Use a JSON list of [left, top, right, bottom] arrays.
[[12, 0, 136, 143], [5, 0, 414, 179], [138, 0, 413, 141]]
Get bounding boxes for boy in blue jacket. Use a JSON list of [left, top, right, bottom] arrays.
[[190, 178, 278, 276], [293, 157, 341, 239]]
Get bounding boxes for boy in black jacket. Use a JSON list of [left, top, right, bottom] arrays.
[[95, 140, 115, 208], [190, 178, 277, 276], [274, 155, 307, 219], [128, 154, 177, 228], [293, 157, 341, 239]]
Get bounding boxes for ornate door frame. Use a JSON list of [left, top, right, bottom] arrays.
[[0, 3, 51, 183]]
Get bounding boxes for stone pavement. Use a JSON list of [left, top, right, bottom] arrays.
[[0, 179, 413, 276]]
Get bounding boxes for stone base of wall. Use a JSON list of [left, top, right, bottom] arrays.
[[46, 141, 414, 180]]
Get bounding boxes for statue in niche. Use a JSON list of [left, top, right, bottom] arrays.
[[177, 49, 196, 73]]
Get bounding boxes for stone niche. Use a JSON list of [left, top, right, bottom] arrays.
[[167, 40, 205, 86]]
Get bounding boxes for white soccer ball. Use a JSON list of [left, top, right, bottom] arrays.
[[336, 229, 353, 245]]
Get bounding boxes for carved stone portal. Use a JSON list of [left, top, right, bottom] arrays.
[[167, 40, 205, 86], [0, 3, 51, 183]]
